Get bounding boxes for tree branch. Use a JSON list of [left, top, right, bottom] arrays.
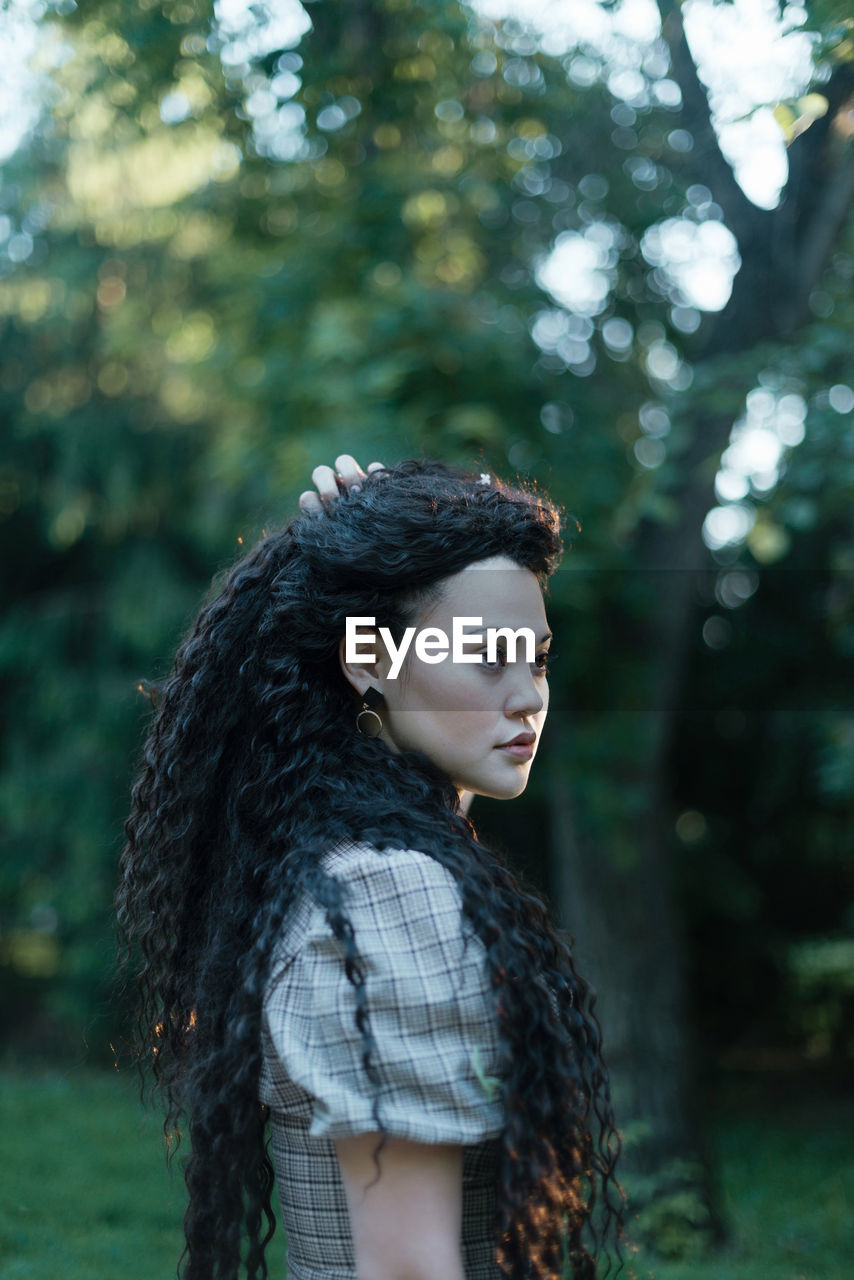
[[655, 0, 765, 249]]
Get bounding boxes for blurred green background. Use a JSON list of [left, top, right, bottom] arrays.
[[1, 0, 852, 1276]]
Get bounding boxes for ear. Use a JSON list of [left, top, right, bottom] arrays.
[[338, 631, 387, 700]]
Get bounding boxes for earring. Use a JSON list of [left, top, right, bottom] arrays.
[[355, 686, 383, 737]]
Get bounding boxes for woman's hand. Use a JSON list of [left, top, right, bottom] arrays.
[[299, 454, 385, 515]]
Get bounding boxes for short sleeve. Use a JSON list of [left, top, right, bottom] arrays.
[[261, 844, 504, 1144]]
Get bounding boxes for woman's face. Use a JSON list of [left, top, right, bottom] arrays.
[[340, 556, 552, 800]]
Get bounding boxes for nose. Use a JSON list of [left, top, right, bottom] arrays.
[[503, 660, 545, 718]]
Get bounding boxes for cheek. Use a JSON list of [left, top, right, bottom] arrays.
[[441, 672, 501, 725], [403, 672, 494, 745], [409, 660, 486, 708]]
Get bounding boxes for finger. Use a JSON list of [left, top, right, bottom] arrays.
[[366, 462, 386, 474], [298, 490, 324, 515], [311, 464, 342, 503], [333, 454, 367, 488]]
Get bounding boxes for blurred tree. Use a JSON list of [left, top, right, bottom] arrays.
[[542, 0, 854, 1249]]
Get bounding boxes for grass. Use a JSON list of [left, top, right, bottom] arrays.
[[621, 1071, 854, 1280], [0, 1066, 851, 1279], [0, 1068, 187, 1280]]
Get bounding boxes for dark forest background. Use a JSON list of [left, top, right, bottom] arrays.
[[1, 0, 852, 1268]]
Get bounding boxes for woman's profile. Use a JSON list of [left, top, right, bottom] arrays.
[[117, 455, 625, 1280]]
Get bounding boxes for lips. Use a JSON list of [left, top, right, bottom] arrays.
[[497, 732, 536, 747]]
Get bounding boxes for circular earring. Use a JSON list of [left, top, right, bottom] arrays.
[[355, 686, 383, 737]]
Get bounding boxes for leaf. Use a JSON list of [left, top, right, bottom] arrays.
[[795, 93, 829, 120], [470, 1045, 502, 1103], [773, 103, 797, 142]]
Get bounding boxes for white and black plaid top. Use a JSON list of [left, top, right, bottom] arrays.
[[259, 840, 505, 1279]]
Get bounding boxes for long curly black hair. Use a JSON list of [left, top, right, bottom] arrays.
[[117, 457, 626, 1280]]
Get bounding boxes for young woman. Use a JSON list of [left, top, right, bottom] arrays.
[[117, 456, 625, 1280]]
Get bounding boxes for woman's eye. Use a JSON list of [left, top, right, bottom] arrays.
[[480, 650, 557, 673], [533, 651, 556, 676]]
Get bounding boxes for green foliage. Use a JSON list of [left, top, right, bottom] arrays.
[[786, 936, 854, 1058], [621, 1156, 718, 1261]]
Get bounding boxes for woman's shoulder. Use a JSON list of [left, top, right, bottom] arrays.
[[319, 839, 464, 942], [262, 839, 504, 1144], [274, 840, 463, 959], [321, 838, 461, 899]]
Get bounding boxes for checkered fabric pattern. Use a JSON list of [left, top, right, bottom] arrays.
[[259, 840, 506, 1279]]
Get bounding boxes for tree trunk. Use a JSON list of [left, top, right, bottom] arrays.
[[548, 743, 692, 1173], [546, 8, 854, 1255]]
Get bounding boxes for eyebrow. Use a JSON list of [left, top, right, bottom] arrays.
[[486, 629, 553, 644]]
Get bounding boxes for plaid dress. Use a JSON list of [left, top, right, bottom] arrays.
[[259, 841, 506, 1279]]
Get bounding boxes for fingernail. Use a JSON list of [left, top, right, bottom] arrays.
[[351, 484, 362, 494]]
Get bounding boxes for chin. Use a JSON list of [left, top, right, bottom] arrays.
[[464, 773, 530, 801]]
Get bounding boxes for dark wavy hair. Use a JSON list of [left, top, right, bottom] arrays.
[[117, 457, 626, 1280]]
